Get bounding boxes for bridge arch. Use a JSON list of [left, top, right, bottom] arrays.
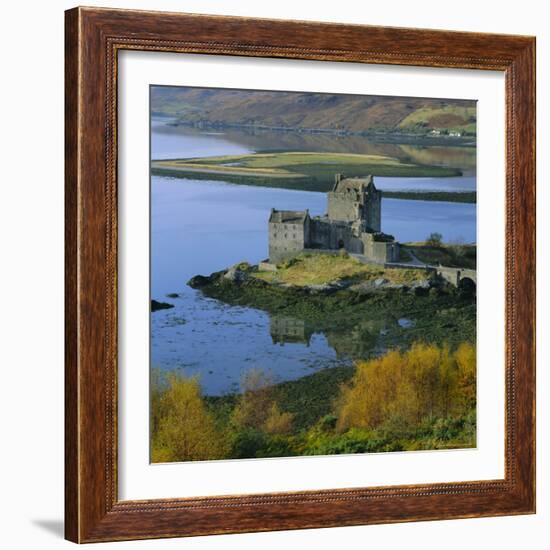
[[436, 266, 477, 288]]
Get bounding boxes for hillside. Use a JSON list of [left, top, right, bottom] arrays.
[[151, 86, 476, 137]]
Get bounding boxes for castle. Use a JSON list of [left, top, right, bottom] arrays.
[[268, 174, 400, 264]]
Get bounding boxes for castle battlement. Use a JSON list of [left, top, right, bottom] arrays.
[[268, 175, 399, 264]]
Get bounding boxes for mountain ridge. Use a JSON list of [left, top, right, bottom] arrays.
[[151, 87, 477, 136]]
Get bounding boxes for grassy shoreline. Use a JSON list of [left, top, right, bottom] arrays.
[[383, 191, 476, 203], [151, 151, 464, 195]]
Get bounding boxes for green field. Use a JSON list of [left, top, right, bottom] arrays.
[[151, 151, 462, 193], [398, 105, 477, 134]]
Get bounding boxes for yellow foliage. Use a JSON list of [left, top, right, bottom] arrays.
[[336, 342, 476, 432], [253, 253, 427, 286], [231, 369, 294, 435], [454, 342, 477, 410], [264, 403, 294, 435], [151, 374, 225, 462], [231, 369, 275, 429]]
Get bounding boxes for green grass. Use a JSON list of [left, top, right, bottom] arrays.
[[253, 253, 428, 287], [399, 105, 477, 134], [151, 151, 462, 193]]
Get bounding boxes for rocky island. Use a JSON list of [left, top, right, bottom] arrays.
[[188, 174, 476, 352], [188, 252, 476, 354]]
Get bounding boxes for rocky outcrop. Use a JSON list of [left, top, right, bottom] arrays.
[[151, 300, 174, 312], [223, 264, 250, 284]]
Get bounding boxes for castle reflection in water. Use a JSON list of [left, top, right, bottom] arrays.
[[269, 314, 389, 358], [270, 316, 313, 346]]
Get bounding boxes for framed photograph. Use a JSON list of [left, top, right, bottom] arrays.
[[65, 7, 536, 543]]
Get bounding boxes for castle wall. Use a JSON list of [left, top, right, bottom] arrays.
[[362, 234, 400, 263], [268, 218, 309, 263], [267, 177, 395, 265], [327, 193, 361, 223], [309, 218, 363, 253]]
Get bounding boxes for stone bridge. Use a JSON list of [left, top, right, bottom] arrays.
[[384, 261, 476, 289], [436, 266, 477, 288]]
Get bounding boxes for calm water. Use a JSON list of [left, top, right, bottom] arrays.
[[151, 120, 476, 395]]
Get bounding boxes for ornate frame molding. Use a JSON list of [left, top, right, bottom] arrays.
[[65, 7, 535, 542]]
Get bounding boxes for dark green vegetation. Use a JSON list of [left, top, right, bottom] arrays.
[[151, 86, 476, 139], [405, 243, 477, 269], [151, 299, 174, 312], [152, 151, 464, 195], [383, 191, 476, 203], [189, 258, 476, 357]]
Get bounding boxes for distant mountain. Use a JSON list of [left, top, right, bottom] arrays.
[[151, 86, 476, 136]]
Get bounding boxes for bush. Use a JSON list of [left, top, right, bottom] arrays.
[[426, 232, 443, 247], [231, 369, 275, 430], [229, 429, 295, 458], [302, 428, 404, 456], [230, 429, 267, 459], [264, 403, 294, 435]]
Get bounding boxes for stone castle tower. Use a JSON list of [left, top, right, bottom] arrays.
[[327, 174, 381, 231], [268, 175, 398, 264]]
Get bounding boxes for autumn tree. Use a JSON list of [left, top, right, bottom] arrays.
[[264, 403, 294, 435], [454, 342, 476, 413], [151, 373, 226, 462], [231, 369, 275, 430], [335, 342, 476, 433]]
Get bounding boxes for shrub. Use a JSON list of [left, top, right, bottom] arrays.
[[230, 429, 268, 459], [426, 232, 443, 247], [302, 428, 403, 456], [264, 403, 293, 435], [231, 369, 275, 430]]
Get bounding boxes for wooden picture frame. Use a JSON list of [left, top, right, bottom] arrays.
[[65, 6, 536, 543]]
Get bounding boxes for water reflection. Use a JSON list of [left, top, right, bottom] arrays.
[[153, 122, 476, 175], [270, 316, 313, 346], [268, 311, 395, 362]]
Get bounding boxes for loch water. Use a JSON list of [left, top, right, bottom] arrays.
[[151, 120, 476, 395]]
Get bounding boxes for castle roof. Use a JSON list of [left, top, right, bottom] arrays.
[[269, 209, 309, 224], [332, 174, 375, 193]]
